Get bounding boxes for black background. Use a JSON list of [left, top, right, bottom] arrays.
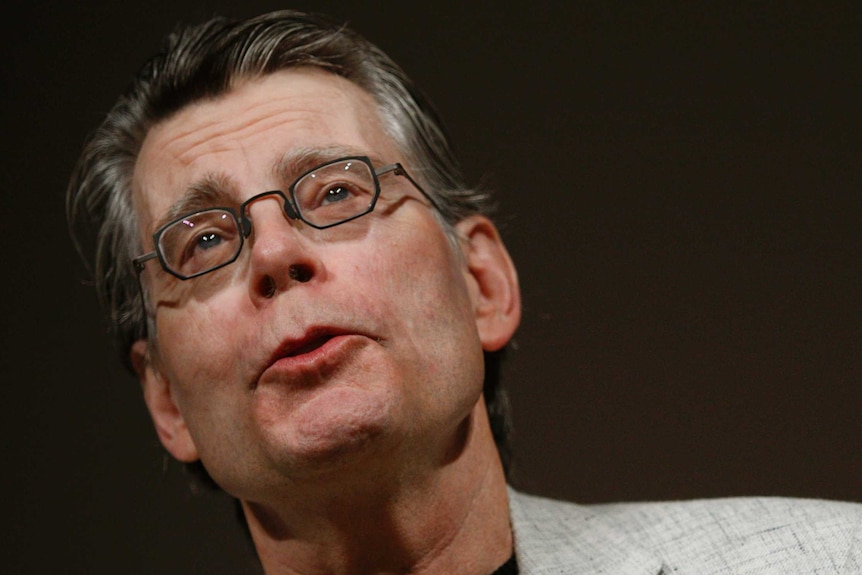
[[3, 1, 861, 573]]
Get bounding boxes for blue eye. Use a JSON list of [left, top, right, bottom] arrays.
[[197, 232, 223, 250], [323, 185, 351, 203], [159, 209, 241, 277]]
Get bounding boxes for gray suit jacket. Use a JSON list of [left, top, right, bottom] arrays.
[[509, 488, 862, 574]]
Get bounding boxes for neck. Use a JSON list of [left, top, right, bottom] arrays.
[[241, 400, 512, 575]]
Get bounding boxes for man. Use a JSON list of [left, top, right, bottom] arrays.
[[67, 9, 860, 575]]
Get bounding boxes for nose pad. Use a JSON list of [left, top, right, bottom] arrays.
[[282, 196, 299, 220], [241, 193, 300, 236]]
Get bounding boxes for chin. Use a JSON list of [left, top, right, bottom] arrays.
[[266, 389, 401, 475]]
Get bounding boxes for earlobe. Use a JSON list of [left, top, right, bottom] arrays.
[[130, 340, 200, 463], [455, 216, 522, 352]]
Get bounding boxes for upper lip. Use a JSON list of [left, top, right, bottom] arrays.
[[269, 326, 353, 363], [250, 319, 381, 390], [251, 326, 354, 390]]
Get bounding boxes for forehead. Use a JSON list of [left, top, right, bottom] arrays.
[[132, 67, 399, 231]]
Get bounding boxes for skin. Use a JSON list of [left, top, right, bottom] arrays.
[[131, 68, 522, 575]]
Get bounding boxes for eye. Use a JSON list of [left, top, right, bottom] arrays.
[[159, 210, 241, 277], [292, 159, 377, 226], [179, 226, 235, 264], [196, 231, 223, 250], [322, 184, 353, 204], [298, 178, 371, 214]]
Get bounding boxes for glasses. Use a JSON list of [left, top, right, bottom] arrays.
[[133, 156, 439, 280]]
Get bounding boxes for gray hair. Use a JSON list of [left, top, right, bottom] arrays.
[[67, 9, 512, 475]]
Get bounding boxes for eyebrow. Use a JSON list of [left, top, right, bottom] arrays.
[[272, 146, 387, 187], [153, 173, 238, 232]]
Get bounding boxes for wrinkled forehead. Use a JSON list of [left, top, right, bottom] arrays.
[[131, 67, 402, 237]]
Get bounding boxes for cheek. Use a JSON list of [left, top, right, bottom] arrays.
[[359, 221, 482, 374], [154, 290, 250, 393], [153, 292, 259, 471], [362, 233, 468, 326]]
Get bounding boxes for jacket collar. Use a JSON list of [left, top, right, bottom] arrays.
[[508, 488, 665, 575]]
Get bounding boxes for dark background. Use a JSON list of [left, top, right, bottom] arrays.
[[3, 1, 860, 573]]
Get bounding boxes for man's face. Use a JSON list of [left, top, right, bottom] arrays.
[[131, 68, 503, 499]]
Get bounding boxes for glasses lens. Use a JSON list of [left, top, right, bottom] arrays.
[[158, 210, 242, 278], [293, 158, 378, 227]]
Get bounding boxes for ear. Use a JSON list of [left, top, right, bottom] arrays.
[[130, 340, 199, 463], [455, 216, 521, 351]]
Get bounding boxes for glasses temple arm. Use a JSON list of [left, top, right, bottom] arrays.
[[133, 251, 159, 273], [376, 162, 446, 214]]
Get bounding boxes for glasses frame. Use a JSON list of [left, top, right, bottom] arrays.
[[133, 155, 441, 281]]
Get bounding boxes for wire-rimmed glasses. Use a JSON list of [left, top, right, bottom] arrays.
[[132, 155, 439, 280]]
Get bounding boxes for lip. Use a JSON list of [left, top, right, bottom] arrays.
[[256, 328, 370, 387]]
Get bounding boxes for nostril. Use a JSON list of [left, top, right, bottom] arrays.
[[256, 266, 312, 298], [289, 264, 313, 283], [259, 276, 278, 299]]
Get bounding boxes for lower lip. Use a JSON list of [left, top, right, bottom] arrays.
[[259, 334, 366, 384]]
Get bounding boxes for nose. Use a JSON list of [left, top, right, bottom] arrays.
[[243, 193, 322, 301]]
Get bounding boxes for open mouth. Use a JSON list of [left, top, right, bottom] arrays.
[[256, 330, 370, 389], [284, 334, 336, 357]]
